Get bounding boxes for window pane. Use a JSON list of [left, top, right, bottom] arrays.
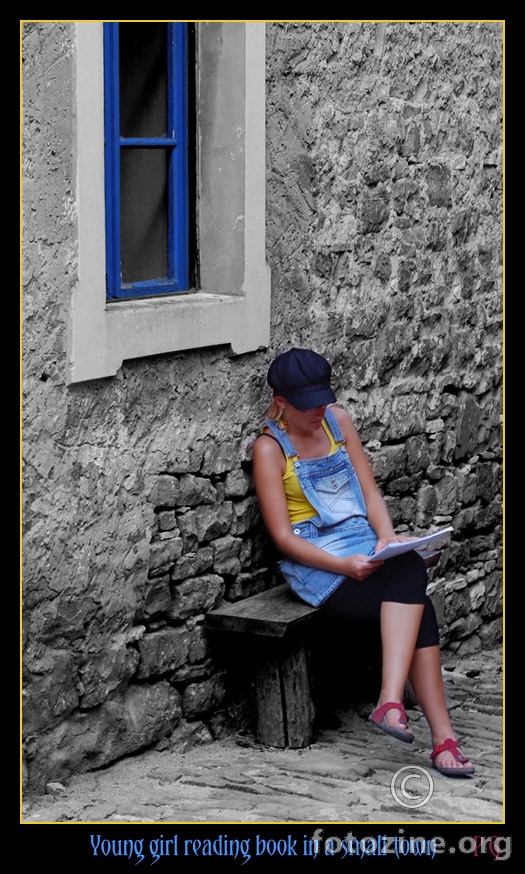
[[120, 149, 169, 283], [119, 23, 167, 138]]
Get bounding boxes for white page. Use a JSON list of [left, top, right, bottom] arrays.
[[366, 527, 453, 562]]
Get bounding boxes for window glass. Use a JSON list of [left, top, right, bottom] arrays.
[[119, 23, 167, 139], [120, 149, 169, 283]]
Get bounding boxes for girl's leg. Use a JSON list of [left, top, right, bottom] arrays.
[[408, 645, 473, 772], [319, 554, 473, 769], [320, 552, 431, 734], [374, 601, 424, 735]]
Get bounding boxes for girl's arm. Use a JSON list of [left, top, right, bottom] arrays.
[[330, 405, 413, 552], [252, 432, 382, 581]]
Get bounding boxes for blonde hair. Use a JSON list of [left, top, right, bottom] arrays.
[[264, 398, 281, 421]]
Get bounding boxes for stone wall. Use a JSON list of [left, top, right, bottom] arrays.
[[22, 21, 502, 794], [264, 20, 502, 648]]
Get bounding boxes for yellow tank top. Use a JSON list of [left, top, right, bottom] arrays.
[[279, 418, 339, 523]]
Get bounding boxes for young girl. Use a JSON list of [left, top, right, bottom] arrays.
[[252, 347, 474, 777]]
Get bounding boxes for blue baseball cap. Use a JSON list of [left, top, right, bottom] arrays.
[[267, 348, 336, 410]]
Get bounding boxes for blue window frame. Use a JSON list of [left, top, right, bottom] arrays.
[[103, 22, 189, 300]]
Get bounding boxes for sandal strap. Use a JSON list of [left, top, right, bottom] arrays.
[[370, 701, 408, 726], [431, 737, 469, 763]]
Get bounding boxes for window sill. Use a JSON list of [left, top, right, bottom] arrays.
[[69, 287, 270, 384]]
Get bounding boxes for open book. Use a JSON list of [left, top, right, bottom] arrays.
[[366, 527, 453, 562]]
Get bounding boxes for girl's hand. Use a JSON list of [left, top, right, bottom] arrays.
[[341, 553, 384, 581], [374, 534, 416, 554]]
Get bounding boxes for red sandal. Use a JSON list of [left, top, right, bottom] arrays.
[[368, 701, 414, 744], [430, 738, 475, 777]]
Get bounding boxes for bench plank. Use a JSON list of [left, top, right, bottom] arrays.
[[205, 584, 318, 638]]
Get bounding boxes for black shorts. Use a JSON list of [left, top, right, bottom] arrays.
[[319, 550, 439, 649]]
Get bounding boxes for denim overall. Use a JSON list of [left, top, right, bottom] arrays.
[[264, 407, 378, 606]]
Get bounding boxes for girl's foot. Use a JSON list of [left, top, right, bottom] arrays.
[[431, 738, 475, 776], [369, 701, 414, 743]]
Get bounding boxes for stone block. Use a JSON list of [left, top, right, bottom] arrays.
[[148, 536, 184, 577], [176, 510, 198, 551], [427, 579, 445, 628], [358, 187, 389, 234], [157, 510, 177, 532], [478, 618, 503, 648], [468, 580, 486, 611], [369, 443, 406, 481], [434, 472, 458, 516], [232, 496, 260, 535], [454, 395, 481, 461], [385, 494, 417, 528], [475, 502, 502, 529], [426, 164, 452, 207], [142, 575, 172, 619], [150, 475, 179, 508], [195, 502, 234, 542], [405, 434, 430, 474], [136, 627, 190, 678], [78, 642, 140, 709], [443, 577, 469, 625], [416, 483, 438, 528], [224, 469, 250, 499], [201, 439, 240, 476], [448, 611, 483, 641], [211, 535, 242, 575], [182, 674, 226, 719], [170, 547, 214, 581], [225, 572, 271, 602], [389, 396, 426, 439], [451, 506, 479, 533], [168, 574, 225, 622], [25, 682, 182, 793], [373, 252, 392, 283], [477, 461, 501, 503], [480, 571, 503, 618], [457, 467, 477, 505], [385, 474, 420, 496], [23, 650, 79, 731], [178, 474, 217, 506], [453, 634, 482, 657], [187, 622, 211, 664]]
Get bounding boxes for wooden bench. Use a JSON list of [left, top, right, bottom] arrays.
[[205, 583, 320, 748], [205, 549, 442, 749]]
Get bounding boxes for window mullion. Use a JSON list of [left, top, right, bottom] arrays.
[[119, 138, 178, 147], [103, 23, 122, 299], [168, 23, 189, 288]]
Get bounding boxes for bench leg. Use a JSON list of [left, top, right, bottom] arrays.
[[254, 636, 315, 748]]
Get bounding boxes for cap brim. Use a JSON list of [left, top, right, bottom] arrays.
[[285, 386, 337, 410]]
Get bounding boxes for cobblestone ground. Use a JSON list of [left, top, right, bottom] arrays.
[[22, 650, 503, 826]]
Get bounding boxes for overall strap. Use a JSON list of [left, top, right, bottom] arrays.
[[324, 406, 346, 445], [262, 418, 299, 458]]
